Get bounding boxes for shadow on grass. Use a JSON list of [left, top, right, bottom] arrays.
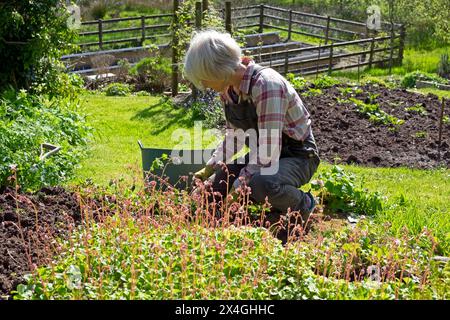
[[131, 97, 197, 135]]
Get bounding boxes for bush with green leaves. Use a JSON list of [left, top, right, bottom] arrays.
[[401, 71, 448, 88], [311, 165, 384, 216], [311, 75, 341, 89], [130, 54, 171, 93], [103, 83, 133, 96], [0, 89, 91, 191], [0, 0, 77, 94]]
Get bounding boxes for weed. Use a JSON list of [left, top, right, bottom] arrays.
[[405, 104, 428, 116], [349, 98, 404, 127]]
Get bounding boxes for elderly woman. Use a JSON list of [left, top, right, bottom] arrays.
[[183, 30, 320, 222]]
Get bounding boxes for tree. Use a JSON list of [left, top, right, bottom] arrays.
[[0, 0, 77, 93]]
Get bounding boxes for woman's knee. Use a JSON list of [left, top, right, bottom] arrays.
[[248, 174, 281, 202]]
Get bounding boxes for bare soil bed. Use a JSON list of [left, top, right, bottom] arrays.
[[0, 187, 81, 299], [302, 84, 449, 169]]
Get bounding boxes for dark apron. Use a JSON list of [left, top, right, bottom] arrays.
[[223, 64, 319, 161]]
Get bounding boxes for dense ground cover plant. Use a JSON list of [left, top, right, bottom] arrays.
[[311, 165, 384, 216], [0, 89, 90, 191], [12, 166, 448, 299]]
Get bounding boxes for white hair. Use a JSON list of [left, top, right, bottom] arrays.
[[183, 30, 241, 90]]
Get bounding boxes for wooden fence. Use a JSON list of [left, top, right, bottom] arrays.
[[69, 1, 405, 96], [77, 13, 173, 50]]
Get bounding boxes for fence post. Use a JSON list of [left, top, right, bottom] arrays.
[[397, 24, 406, 66], [225, 1, 232, 34], [368, 37, 375, 69], [141, 16, 146, 45], [328, 42, 333, 75], [98, 19, 103, 49], [316, 42, 322, 78], [172, 0, 179, 97], [259, 5, 264, 33], [202, 0, 209, 18], [287, 9, 293, 41], [284, 45, 289, 76], [388, 24, 394, 75], [438, 98, 446, 161], [191, 1, 203, 101], [324, 16, 331, 45]]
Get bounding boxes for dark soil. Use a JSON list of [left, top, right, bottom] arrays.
[[303, 84, 449, 168], [0, 187, 81, 300]]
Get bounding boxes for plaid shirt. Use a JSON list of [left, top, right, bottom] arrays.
[[207, 60, 312, 184]]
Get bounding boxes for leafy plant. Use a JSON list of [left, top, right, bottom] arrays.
[[349, 98, 404, 127], [405, 104, 428, 116], [103, 83, 133, 96], [414, 131, 427, 138], [129, 51, 171, 93], [437, 53, 450, 80], [401, 71, 448, 88], [311, 165, 384, 216], [286, 73, 308, 91], [0, 0, 78, 93], [303, 88, 323, 97], [0, 89, 91, 190], [312, 75, 340, 89]]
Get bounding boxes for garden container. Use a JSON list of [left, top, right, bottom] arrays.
[[138, 140, 215, 190]]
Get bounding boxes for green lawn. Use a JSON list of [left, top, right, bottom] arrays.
[[72, 94, 220, 185]]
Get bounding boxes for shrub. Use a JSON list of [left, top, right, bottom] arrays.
[[0, 89, 91, 191], [103, 83, 132, 96], [401, 71, 448, 88], [0, 1, 77, 93], [130, 55, 171, 93], [311, 165, 384, 216]]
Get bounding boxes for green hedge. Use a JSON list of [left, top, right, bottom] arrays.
[[0, 89, 91, 191]]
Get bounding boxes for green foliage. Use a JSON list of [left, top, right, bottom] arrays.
[[349, 97, 404, 127], [311, 165, 384, 216], [184, 91, 225, 129], [130, 52, 171, 93], [303, 88, 323, 97], [0, 0, 77, 93], [103, 83, 133, 96], [401, 71, 448, 88], [312, 75, 341, 89], [405, 104, 428, 116], [443, 116, 450, 124], [0, 89, 91, 190], [173, 0, 225, 75], [286, 73, 308, 91], [414, 131, 427, 139]]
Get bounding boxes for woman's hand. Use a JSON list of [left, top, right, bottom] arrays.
[[194, 165, 215, 181]]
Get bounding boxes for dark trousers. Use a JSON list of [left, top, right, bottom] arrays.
[[210, 148, 320, 214]]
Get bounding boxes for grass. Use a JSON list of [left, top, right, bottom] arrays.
[[71, 93, 221, 185]]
